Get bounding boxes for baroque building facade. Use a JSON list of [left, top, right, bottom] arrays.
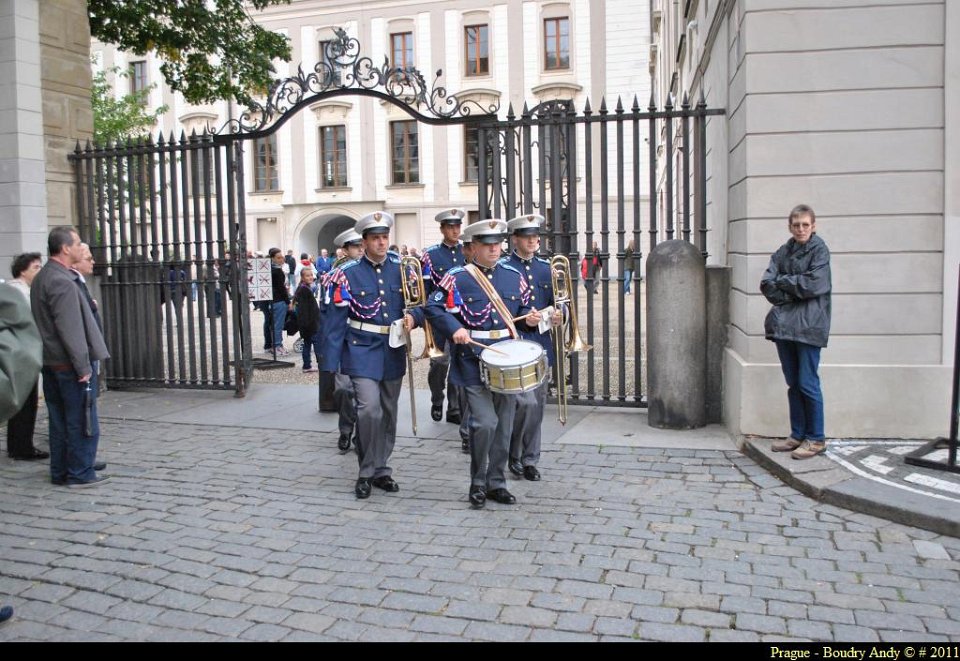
[[91, 0, 651, 258]]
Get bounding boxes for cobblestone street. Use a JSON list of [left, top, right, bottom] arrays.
[[1, 404, 958, 642]]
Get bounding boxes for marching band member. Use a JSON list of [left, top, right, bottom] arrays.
[[421, 209, 466, 425], [425, 220, 540, 509], [320, 228, 364, 453], [321, 212, 425, 499], [504, 215, 563, 481]]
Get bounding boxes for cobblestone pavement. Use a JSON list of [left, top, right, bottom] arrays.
[[1, 417, 959, 642]]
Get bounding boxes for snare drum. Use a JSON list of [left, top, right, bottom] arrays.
[[480, 339, 548, 394]]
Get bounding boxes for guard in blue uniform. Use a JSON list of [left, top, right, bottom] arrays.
[[320, 228, 364, 453], [425, 219, 542, 509], [321, 212, 426, 499], [421, 208, 466, 425], [504, 214, 563, 482]]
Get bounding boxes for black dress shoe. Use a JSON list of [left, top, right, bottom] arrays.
[[508, 459, 523, 477], [445, 411, 462, 425], [372, 476, 399, 493], [430, 404, 442, 422], [469, 486, 486, 509], [10, 448, 49, 461], [523, 465, 541, 482], [94, 462, 107, 472], [461, 438, 470, 454], [337, 433, 351, 452], [487, 488, 517, 505], [355, 478, 372, 499]]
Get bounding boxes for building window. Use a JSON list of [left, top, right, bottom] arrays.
[[130, 60, 148, 95], [319, 125, 347, 188], [253, 134, 279, 192], [391, 32, 414, 70], [464, 125, 480, 182], [544, 17, 570, 70], [464, 24, 489, 76], [391, 121, 419, 185], [319, 39, 343, 85]]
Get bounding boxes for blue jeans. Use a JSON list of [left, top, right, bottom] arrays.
[[624, 269, 633, 294], [261, 301, 287, 350], [301, 329, 321, 369], [42, 366, 100, 484], [775, 340, 825, 442]]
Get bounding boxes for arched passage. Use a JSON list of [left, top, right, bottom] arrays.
[[296, 212, 356, 258]]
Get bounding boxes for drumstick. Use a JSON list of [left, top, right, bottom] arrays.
[[466, 338, 509, 356]]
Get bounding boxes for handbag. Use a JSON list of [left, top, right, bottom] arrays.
[[284, 307, 299, 336]]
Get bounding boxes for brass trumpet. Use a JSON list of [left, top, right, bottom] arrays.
[[400, 256, 444, 360], [551, 255, 591, 425]]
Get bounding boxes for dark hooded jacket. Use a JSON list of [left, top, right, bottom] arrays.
[[760, 233, 831, 348]]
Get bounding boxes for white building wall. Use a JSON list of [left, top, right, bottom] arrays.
[[654, 0, 954, 439]]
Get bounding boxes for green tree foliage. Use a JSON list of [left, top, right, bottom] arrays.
[[88, 0, 292, 107], [91, 65, 168, 144]]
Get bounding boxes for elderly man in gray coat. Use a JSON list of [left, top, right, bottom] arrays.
[[31, 227, 110, 487]]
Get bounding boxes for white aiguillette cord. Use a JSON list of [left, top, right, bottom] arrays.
[[464, 263, 519, 341]]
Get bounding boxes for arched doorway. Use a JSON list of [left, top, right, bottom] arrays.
[[296, 212, 355, 258]]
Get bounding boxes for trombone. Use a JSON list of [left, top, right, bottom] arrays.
[[550, 255, 591, 425], [400, 256, 444, 435]]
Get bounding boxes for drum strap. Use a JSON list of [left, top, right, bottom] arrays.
[[465, 264, 519, 340]]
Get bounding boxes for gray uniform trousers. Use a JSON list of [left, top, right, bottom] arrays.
[[352, 377, 402, 479], [457, 383, 471, 444], [333, 371, 357, 439], [464, 385, 531, 490], [428, 345, 461, 416], [509, 384, 545, 467]]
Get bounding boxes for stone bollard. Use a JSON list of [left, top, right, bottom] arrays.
[[646, 240, 707, 429]]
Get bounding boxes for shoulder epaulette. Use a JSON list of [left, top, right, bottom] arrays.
[[447, 265, 466, 276], [499, 262, 521, 275], [535, 256, 551, 265], [388, 253, 401, 264]]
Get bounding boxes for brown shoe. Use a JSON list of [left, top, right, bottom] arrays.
[[772, 437, 802, 452], [791, 440, 826, 460]]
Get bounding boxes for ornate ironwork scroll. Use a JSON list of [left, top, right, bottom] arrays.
[[220, 27, 498, 138]]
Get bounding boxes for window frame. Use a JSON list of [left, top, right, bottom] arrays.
[[253, 134, 279, 192], [390, 120, 419, 185], [464, 24, 489, 77], [390, 31, 414, 70], [543, 16, 570, 71], [318, 124, 348, 189], [130, 60, 148, 95]]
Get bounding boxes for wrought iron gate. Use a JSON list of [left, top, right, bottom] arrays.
[[71, 133, 253, 393], [71, 27, 721, 403], [477, 94, 723, 406]]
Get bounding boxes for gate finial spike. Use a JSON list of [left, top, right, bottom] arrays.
[[74, 140, 82, 153], [521, 102, 530, 118], [599, 97, 608, 113], [681, 91, 690, 109], [649, 91, 657, 111], [179, 130, 186, 142], [583, 98, 592, 113], [665, 94, 674, 110], [85, 139, 93, 151], [698, 88, 707, 108], [615, 96, 625, 113], [157, 132, 166, 146], [507, 102, 515, 120], [632, 95, 641, 112]]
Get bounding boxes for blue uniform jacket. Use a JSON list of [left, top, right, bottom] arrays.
[[424, 262, 534, 387], [504, 252, 557, 367], [320, 254, 425, 381], [421, 242, 464, 353]]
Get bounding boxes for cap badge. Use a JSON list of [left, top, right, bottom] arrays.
[[488, 221, 498, 229], [374, 212, 382, 220]]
